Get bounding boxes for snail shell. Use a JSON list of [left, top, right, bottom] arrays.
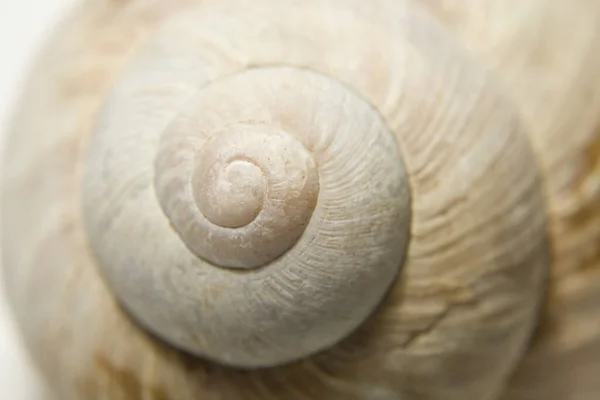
[[84, 65, 411, 367], [0, 0, 598, 400]]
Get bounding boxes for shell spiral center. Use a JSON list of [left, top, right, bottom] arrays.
[[195, 158, 266, 229]]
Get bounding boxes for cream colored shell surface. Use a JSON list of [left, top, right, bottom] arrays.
[[84, 63, 411, 367], [418, 1, 600, 399], [2, 0, 597, 399]]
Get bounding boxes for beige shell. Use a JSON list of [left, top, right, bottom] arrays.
[[0, 0, 598, 399]]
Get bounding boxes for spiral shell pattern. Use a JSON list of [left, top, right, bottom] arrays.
[[152, 68, 409, 271], [83, 60, 411, 365], [0, 0, 559, 398], [77, 0, 550, 378]]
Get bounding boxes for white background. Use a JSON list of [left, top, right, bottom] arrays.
[[0, 1, 76, 398]]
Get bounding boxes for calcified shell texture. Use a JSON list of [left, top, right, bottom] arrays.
[[84, 66, 412, 367], [0, 0, 563, 399]]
